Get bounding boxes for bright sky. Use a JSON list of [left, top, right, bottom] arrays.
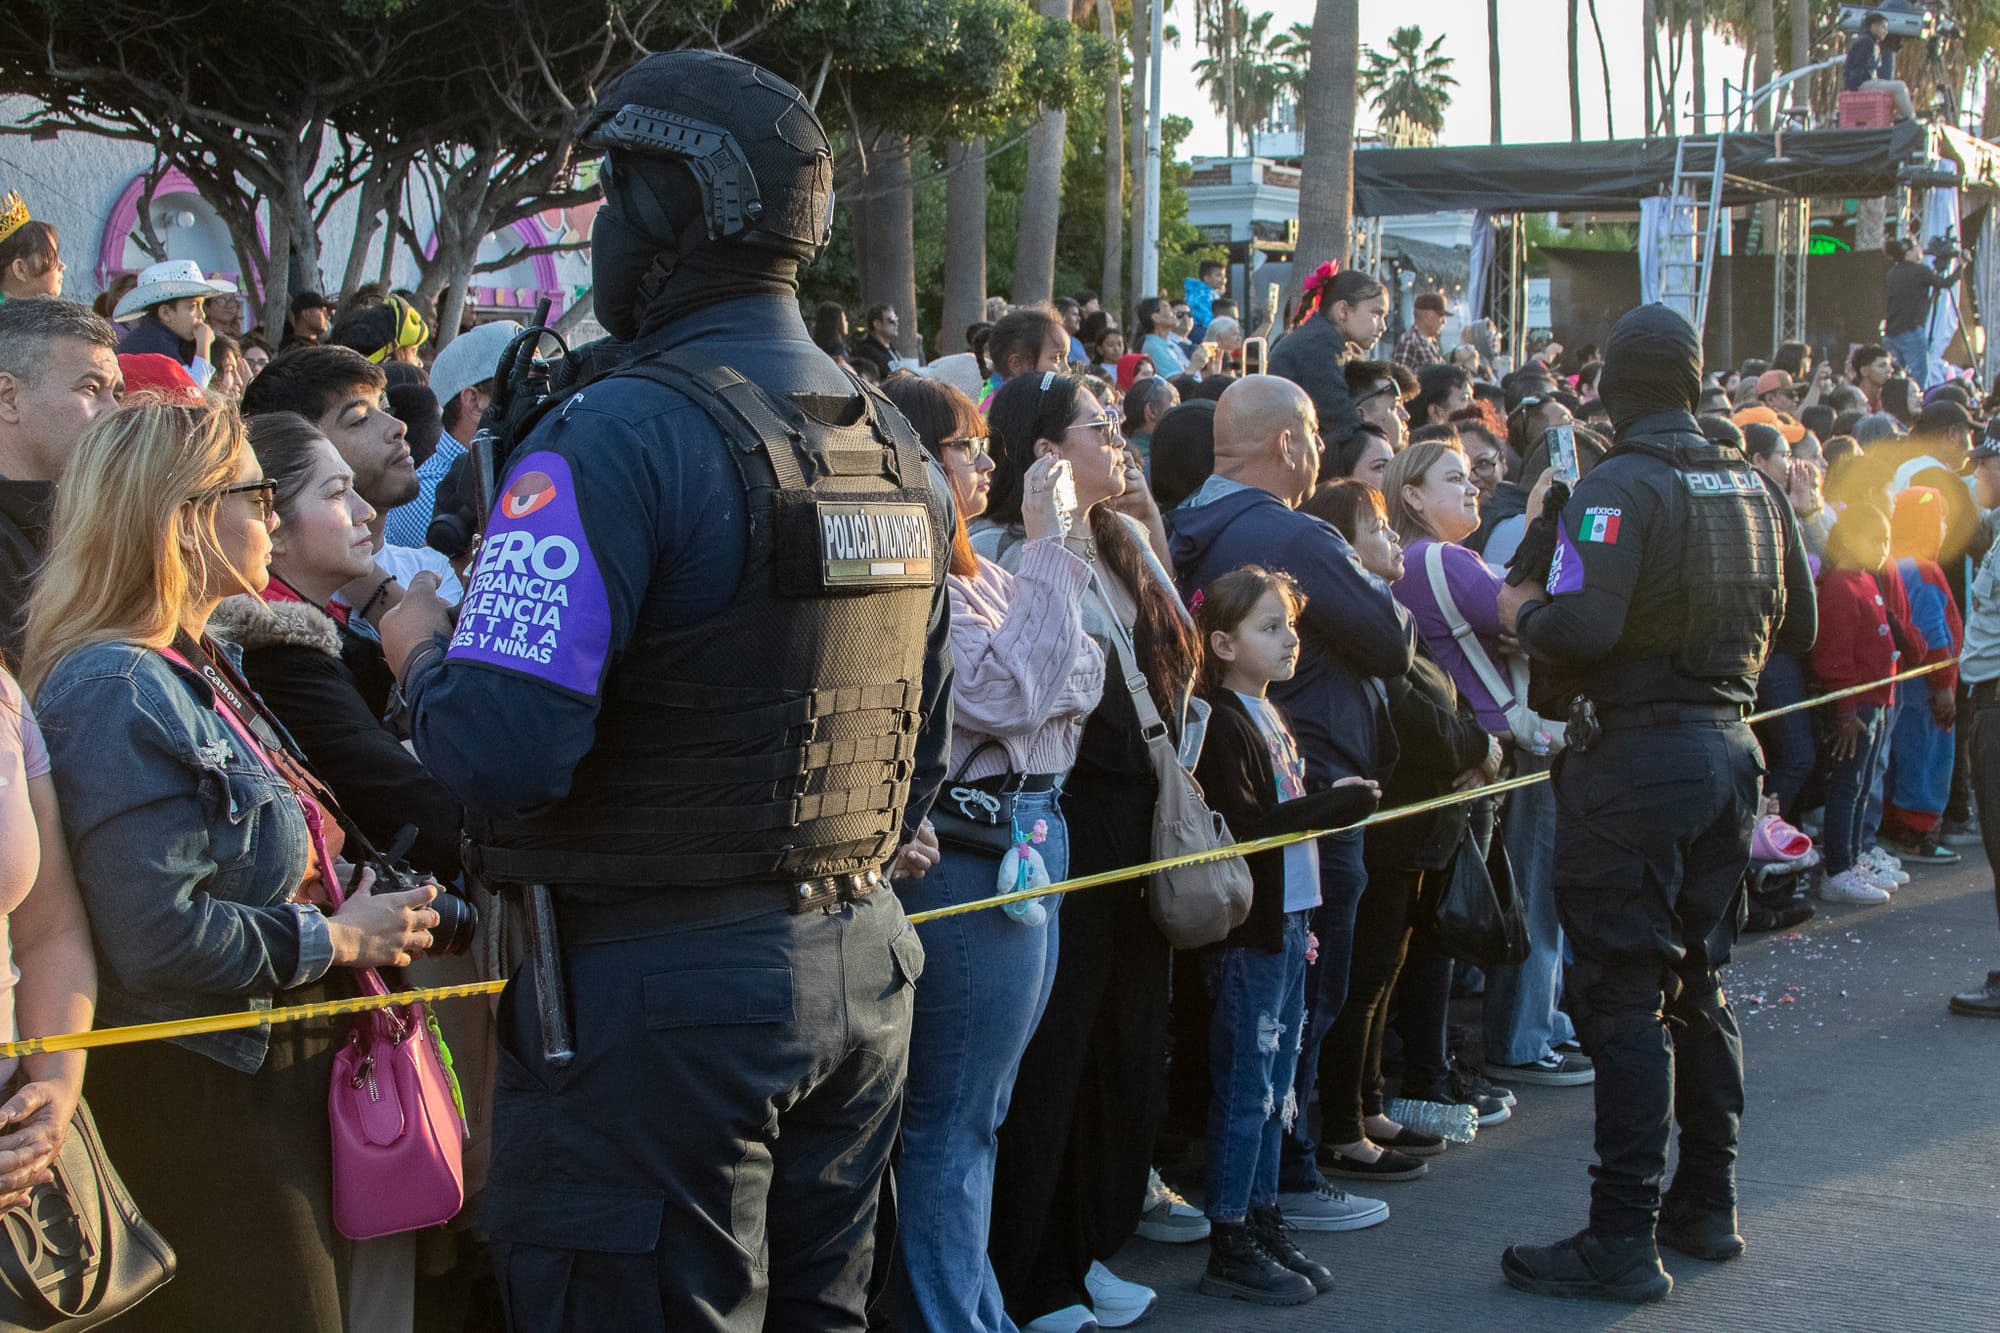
[[1161, 0, 1754, 154]]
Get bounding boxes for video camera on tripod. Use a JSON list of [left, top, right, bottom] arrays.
[[1924, 230, 1961, 267]]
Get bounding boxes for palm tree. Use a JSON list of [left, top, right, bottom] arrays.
[[1098, 0, 1122, 310], [1568, 0, 1582, 141], [1487, 0, 1501, 144], [1295, 0, 1359, 315], [1586, 0, 1614, 136], [1012, 0, 1071, 303], [1358, 24, 1457, 142], [1193, 7, 1299, 155]]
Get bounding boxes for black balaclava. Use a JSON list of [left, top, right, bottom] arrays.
[[1596, 303, 1703, 432], [592, 153, 798, 341]]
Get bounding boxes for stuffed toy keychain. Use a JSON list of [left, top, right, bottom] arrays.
[[999, 817, 1052, 926]]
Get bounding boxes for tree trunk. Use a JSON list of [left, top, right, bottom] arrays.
[[1098, 0, 1123, 314], [1587, 0, 1615, 138], [1643, 0, 1655, 136], [1983, 59, 2000, 138], [1296, 0, 1359, 314], [1128, 0, 1151, 318], [1013, 0, 1072, 307], [1567, 0, 1582, 142], [1753, 0, 1775, 130], [1486, 0, 1502, 145], [941, 138, 988, 358], [338, 152, 408, 303], [1691, 0, 1706, 128], [870, 134, 921, 360], [1223, 5, 1238, 157], [1788, 0, 1809, 92]]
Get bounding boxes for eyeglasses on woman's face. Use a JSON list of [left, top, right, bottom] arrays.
[[217, 477, 278, 522], [940, 436, 990, 459]]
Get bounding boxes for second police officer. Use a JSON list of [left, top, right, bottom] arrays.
[[1495, 304, 1816, 1303], [378, 51, 954, 1330]]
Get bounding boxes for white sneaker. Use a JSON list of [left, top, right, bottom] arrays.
[[1023, 1305, 1099, 1333], [1819, 869, 1891, 904], [1274, 1179, 1391, 1230], [1136, 1166, 1210, 1243], [1083, 1261, 1157, 1328], [1855, 862, 1899, 894], [1861, 846, 1910, 884]]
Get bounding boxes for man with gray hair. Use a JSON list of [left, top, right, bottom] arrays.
[[0, 298, 122, 659]]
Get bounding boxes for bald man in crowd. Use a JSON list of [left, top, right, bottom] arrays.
[[1167, 375, 1417, 1229]]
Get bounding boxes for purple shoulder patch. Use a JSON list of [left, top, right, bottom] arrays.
[[446, 451, 612, 696], [1547, 523, 1586, 596]]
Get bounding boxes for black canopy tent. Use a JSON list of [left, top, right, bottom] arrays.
[[1350, 123, 1930, 217]]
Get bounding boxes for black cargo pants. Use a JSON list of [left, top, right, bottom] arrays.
[[1550, 719, 1761, 1237], [482, 886, 922, 1332]]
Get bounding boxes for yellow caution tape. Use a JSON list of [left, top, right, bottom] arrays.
[[0, 659, 1954, 1060]]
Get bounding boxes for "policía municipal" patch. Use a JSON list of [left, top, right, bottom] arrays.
[[1579, 506, 1622, 542], [818, 502, 936, 587]]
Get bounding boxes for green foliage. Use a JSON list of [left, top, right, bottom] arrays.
[[1357, 24, 1457, 137], [1192, 7, 1301, 147]]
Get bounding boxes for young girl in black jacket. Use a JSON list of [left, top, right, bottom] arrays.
[[1191, 565, 1378, 1307]]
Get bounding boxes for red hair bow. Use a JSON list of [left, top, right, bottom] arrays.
[[1301, 260, 1341, 295]]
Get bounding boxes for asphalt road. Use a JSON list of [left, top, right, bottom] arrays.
[[1113, 852, 2000, 1332]]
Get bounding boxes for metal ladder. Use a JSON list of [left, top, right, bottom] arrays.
[[1656, 133, 1728, 332]]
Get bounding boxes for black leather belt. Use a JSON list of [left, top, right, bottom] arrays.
[[1595, 701, 1747, 730], [1965, 678, 2000, 708]]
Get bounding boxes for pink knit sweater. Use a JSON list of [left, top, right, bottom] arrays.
[[948, 538, 1106, 782]]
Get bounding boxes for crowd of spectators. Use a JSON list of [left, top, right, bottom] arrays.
[[0, 176, 1994, 1332]]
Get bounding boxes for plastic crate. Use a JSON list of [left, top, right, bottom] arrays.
[[1838, 90, 1897, 130]]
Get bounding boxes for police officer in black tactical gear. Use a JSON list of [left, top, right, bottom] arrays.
[[1492, 304, 1816, 1304], [377, 50, 954, 1331]]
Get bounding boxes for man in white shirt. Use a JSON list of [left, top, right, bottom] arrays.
[[383, 319, 521, 549]]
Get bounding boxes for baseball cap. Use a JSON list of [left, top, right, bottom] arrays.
[[1753, 369, 1805, 399], [1917, 398, 1975, 434], [116, 353, 204, 406], [429, 319, 524, 407], [1731, 404, 1804, 444]]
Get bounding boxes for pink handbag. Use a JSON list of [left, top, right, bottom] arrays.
[[319, 833, 466, 1240], [328, 964, 467, 1239]]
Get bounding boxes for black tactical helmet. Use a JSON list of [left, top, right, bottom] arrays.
[[578, 50, 835, 267]]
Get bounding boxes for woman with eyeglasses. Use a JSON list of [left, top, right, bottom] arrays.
[[874, 373, 1105, 1333], [21, 399, 439, 1332], [979, 371, 1202, 1332]]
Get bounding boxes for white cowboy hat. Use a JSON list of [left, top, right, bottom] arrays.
[[112, 259, 237, 322]]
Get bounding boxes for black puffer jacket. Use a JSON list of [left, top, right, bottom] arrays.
[[209, 595, 463, 880], [1364, 647, 1492, 874]]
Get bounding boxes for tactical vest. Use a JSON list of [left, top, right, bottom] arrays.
[[1613, 440, 1787, 679], [467, 347, 945, 889]]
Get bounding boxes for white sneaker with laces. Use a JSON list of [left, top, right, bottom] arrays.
[[1136, 1166, 1210, 1243], [1083, 1261, 1157, 1329], [1819, 868, 1891, 904], [1862, 847, 1910, 884], [1274, 1179, 1391, 1231], [1854, 861, 1899, 894]]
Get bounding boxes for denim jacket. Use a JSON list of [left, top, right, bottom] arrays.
[[35, 640, 333, 1072]]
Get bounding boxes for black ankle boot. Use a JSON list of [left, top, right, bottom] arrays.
[[1500, 1229, 1672, 1303], [1198, 1220, 1317, 1305], [1247, 1204, 1336, 1293], [1657, 1199, 1746, 1261]]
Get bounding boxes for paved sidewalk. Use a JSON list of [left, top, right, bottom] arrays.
[[1113, 853, 2000, 1331]]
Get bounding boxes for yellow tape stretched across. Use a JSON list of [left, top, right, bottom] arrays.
[[0, 658, 1955, 1061]]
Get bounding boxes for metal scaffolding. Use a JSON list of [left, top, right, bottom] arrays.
[[1772, 197, 1810, 351]]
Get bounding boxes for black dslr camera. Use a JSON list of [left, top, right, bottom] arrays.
[[1925, 231, 1961, 266], [351, 824, 478, 957]]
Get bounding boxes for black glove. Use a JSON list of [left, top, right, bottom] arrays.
[[1506, 479, 1571, 588]]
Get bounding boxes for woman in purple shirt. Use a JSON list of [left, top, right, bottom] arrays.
[[1384, 441, 1590, 1088]]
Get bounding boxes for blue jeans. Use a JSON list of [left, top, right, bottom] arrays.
[[1824, 707, 1885, 876], [1205, 912, 1312, 1223], [892, 789, 1067, 1333], [1885, 328, 1931, 388], [1863, 696, 1900, 849], [1278, 829, 1366, 1190], [1753, 653, 1815, 820], [1483, 752, 1578, 1065]]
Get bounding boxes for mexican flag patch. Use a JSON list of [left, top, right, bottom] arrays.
[[1579, 508, 1622, 543]]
